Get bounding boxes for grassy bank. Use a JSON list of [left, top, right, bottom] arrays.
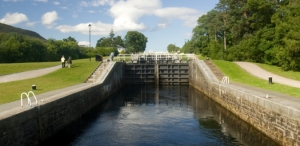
[[0, 59, 100, 104], [212, 60, 300, 98], [0, 62, 60, 76]]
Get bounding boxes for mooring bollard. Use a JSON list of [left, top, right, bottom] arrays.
[[32, 84, 36, 90], [268, 76, 272, 84]]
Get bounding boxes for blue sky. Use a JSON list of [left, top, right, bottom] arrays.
[[0, 0, 219, 52]]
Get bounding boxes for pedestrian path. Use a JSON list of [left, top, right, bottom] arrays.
[[0, 65, 61, 83], [235, 62, 300, 88]]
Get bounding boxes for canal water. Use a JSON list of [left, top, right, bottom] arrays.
[[41, 85, 279, 146]]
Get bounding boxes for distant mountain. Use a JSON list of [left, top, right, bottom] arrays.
[[0, 23, 46, 40]]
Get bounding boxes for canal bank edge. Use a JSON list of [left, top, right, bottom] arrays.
[[189, 60, 300, 146], [0, 62, 125, 146], [0, 59, 299, 146]]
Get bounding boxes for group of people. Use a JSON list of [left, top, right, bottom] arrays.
[[61, 52, 114, 69], [61, 55, 72, 68]]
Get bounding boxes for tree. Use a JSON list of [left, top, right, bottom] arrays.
[[124, 31, 148, 53], [114, 36, 125, 47], [63, 36, 77, 42], [109, 29, 114, 47], [95, 29, 124, 48], [271, 0, 300, 70], [167, 44, 180, 53], [96, 37, 111, 47]]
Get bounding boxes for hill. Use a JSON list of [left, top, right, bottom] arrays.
[[0, 23, 45, 40]]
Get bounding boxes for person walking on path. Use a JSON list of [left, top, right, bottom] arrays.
[[110, 52, 114, 61], [67, 57, 72, 68], [61, 55, 65, 68]]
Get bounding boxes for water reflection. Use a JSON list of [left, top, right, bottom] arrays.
[[40, 85, 279, 146]]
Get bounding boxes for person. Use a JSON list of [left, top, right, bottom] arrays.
[[61, 55, 65, 68], [110, 52, 114, 61], [67, 57, 72, 68]]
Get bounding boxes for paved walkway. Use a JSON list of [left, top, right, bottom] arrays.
[[0, 65, 61, 83], [235, 62, 300, 88]]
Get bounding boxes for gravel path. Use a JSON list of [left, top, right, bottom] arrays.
[[235, 62, 300, 88], [0, 65, 61, 83]]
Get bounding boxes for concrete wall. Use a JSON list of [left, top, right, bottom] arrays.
[[0, 62, 124, 146], [189, 60, 300, 146]]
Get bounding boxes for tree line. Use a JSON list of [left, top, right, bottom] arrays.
[[95, 29, 148, 56], [0, 30, 148, 63], [179, 0, 300, 71], [0, 33, 88, 63]]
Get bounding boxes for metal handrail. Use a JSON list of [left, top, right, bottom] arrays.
[[116, 53, 194, 62], [28, 91, 38, 106], [21, 92, 32, 107], [20, 91, 38, 107], [221, 76, 230, 84]]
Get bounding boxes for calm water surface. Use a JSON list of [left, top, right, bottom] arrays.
[[42, 85, 279, 146]]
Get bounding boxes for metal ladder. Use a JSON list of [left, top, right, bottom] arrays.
[[20, 91, 38, 107]]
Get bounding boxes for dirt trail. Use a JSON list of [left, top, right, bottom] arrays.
[[235, 62, 300, 88]]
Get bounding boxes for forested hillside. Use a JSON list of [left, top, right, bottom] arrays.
[[0, 23, 45, 40], [0, 24, 148, 63], [181, 0, 300, 71]]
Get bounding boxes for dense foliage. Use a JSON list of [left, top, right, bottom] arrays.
[[0, 26, 149, 63], [181, 0, 300, 71], [96, 29, 125, 48], [167, 44, 180, 53], [95, 30, 148, 54], [0, 33, 89, 63], [124, 31, 148, 53]]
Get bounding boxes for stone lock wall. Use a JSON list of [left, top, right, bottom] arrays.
[[0, 62, 124, 146], [189, 60, 300, 146]]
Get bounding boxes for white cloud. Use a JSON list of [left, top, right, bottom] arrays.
[[78, 41, 89, 46], [109, 0, 161, 31], [79, 0, 114, 7], [56, 22, 113, 35], [151, 22, 170, 32], [88, 10, 95, 13], [0, 12, 28, 25], [61, 6, 68, 9], [41, 11, 58, 28], [55, 0, 201, 35], [34, 0, 47, 2], [53, 1, 60, 5], [154, 7, 202, 27]]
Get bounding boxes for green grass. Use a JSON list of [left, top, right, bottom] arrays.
[[0, 59, 101, 104], [115, 56, 132, 62], [256, 63, 300, 81], [196, 54, 205, 60], [0, 62, 60, 76], [212, 60, 300, 98]]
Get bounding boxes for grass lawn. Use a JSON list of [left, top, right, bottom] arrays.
[[212, 60, 300, 98], [196, 54, 205, 60], [256, 63, 300, 81], [0, 62, 60, 76], [0, 58, 101, 104]]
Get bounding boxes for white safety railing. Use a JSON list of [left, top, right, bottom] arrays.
[[21, 91, 38, 107], [116, 53, 195, 62], [221, 76, 230, 84]]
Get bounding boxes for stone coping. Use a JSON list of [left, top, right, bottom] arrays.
[[196, 60, 300, 122]]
